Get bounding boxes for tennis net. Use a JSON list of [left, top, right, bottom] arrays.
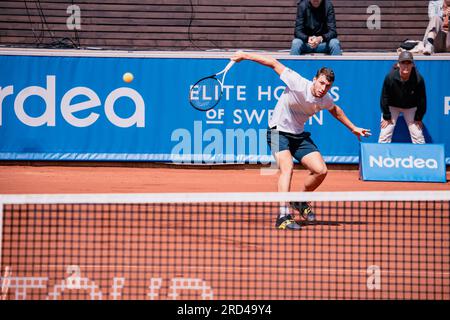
[[0, 191, 449, 300]]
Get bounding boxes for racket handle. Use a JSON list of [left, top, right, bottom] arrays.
[[223, 60, 235, 73]]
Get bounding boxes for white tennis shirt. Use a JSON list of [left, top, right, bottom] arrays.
[[268, 68, 335, 134]]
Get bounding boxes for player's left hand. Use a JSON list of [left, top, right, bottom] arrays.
[[352, 127, 372, 141]]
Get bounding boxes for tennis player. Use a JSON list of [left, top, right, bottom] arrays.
[[231, 51, 371, 230]]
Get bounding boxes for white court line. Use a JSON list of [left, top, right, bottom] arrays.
[[1, 191, 450, 204]]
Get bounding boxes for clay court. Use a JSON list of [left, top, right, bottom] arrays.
[[0, 164, 448, 300], [1, 164, 449, 194]]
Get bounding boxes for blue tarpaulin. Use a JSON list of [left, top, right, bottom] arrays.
[[0, 54, 448, 163]]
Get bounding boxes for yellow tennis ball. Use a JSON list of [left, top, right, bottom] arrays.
[[123, 72, 134, 83]]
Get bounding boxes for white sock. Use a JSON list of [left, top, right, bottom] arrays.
[[279, 206, 290, 218]]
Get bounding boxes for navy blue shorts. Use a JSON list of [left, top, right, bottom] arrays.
[[266, 127, 319, 162]]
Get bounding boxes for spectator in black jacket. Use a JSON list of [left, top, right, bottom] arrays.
[[378, 52, 427, 144], [290, 0, 342, 55]]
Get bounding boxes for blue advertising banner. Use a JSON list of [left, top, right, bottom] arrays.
[[360, 143, 446, 182], [0, 54, 449, 164]]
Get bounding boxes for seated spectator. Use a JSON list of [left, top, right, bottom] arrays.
[[290, 0, 342, 55], [423, 0, 450, 54]]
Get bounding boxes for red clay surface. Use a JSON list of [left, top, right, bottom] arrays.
[[0, 164, 449, 194], [2, 199, 448, 300], [2, 200, 449, 300], [0, 164, 449, 300]]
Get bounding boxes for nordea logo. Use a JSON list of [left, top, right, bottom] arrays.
[[369, 155, 438, 169], [0, 75, 145, 128]]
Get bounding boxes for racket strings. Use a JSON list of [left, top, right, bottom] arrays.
[[189, 77, 222, 111]]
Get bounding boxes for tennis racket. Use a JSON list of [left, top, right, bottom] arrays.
[[189, 60, 235, 111]]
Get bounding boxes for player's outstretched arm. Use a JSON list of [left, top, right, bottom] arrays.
[[231, 51, 286, 76], [328, 105, 371, 141]]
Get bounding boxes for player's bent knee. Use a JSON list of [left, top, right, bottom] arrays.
[[314, 166, 328, 178]]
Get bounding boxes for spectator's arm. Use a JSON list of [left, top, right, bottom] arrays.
[[322, 2, 338, 42], [380, 75, 392, 120], [428, 1, 442, 19], [414, 77, 427, 121], [428, 1, 436, 19], [294, 4, 309, 42]]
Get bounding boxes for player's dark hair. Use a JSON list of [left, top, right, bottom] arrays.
[[316, 67, 335, 83]]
